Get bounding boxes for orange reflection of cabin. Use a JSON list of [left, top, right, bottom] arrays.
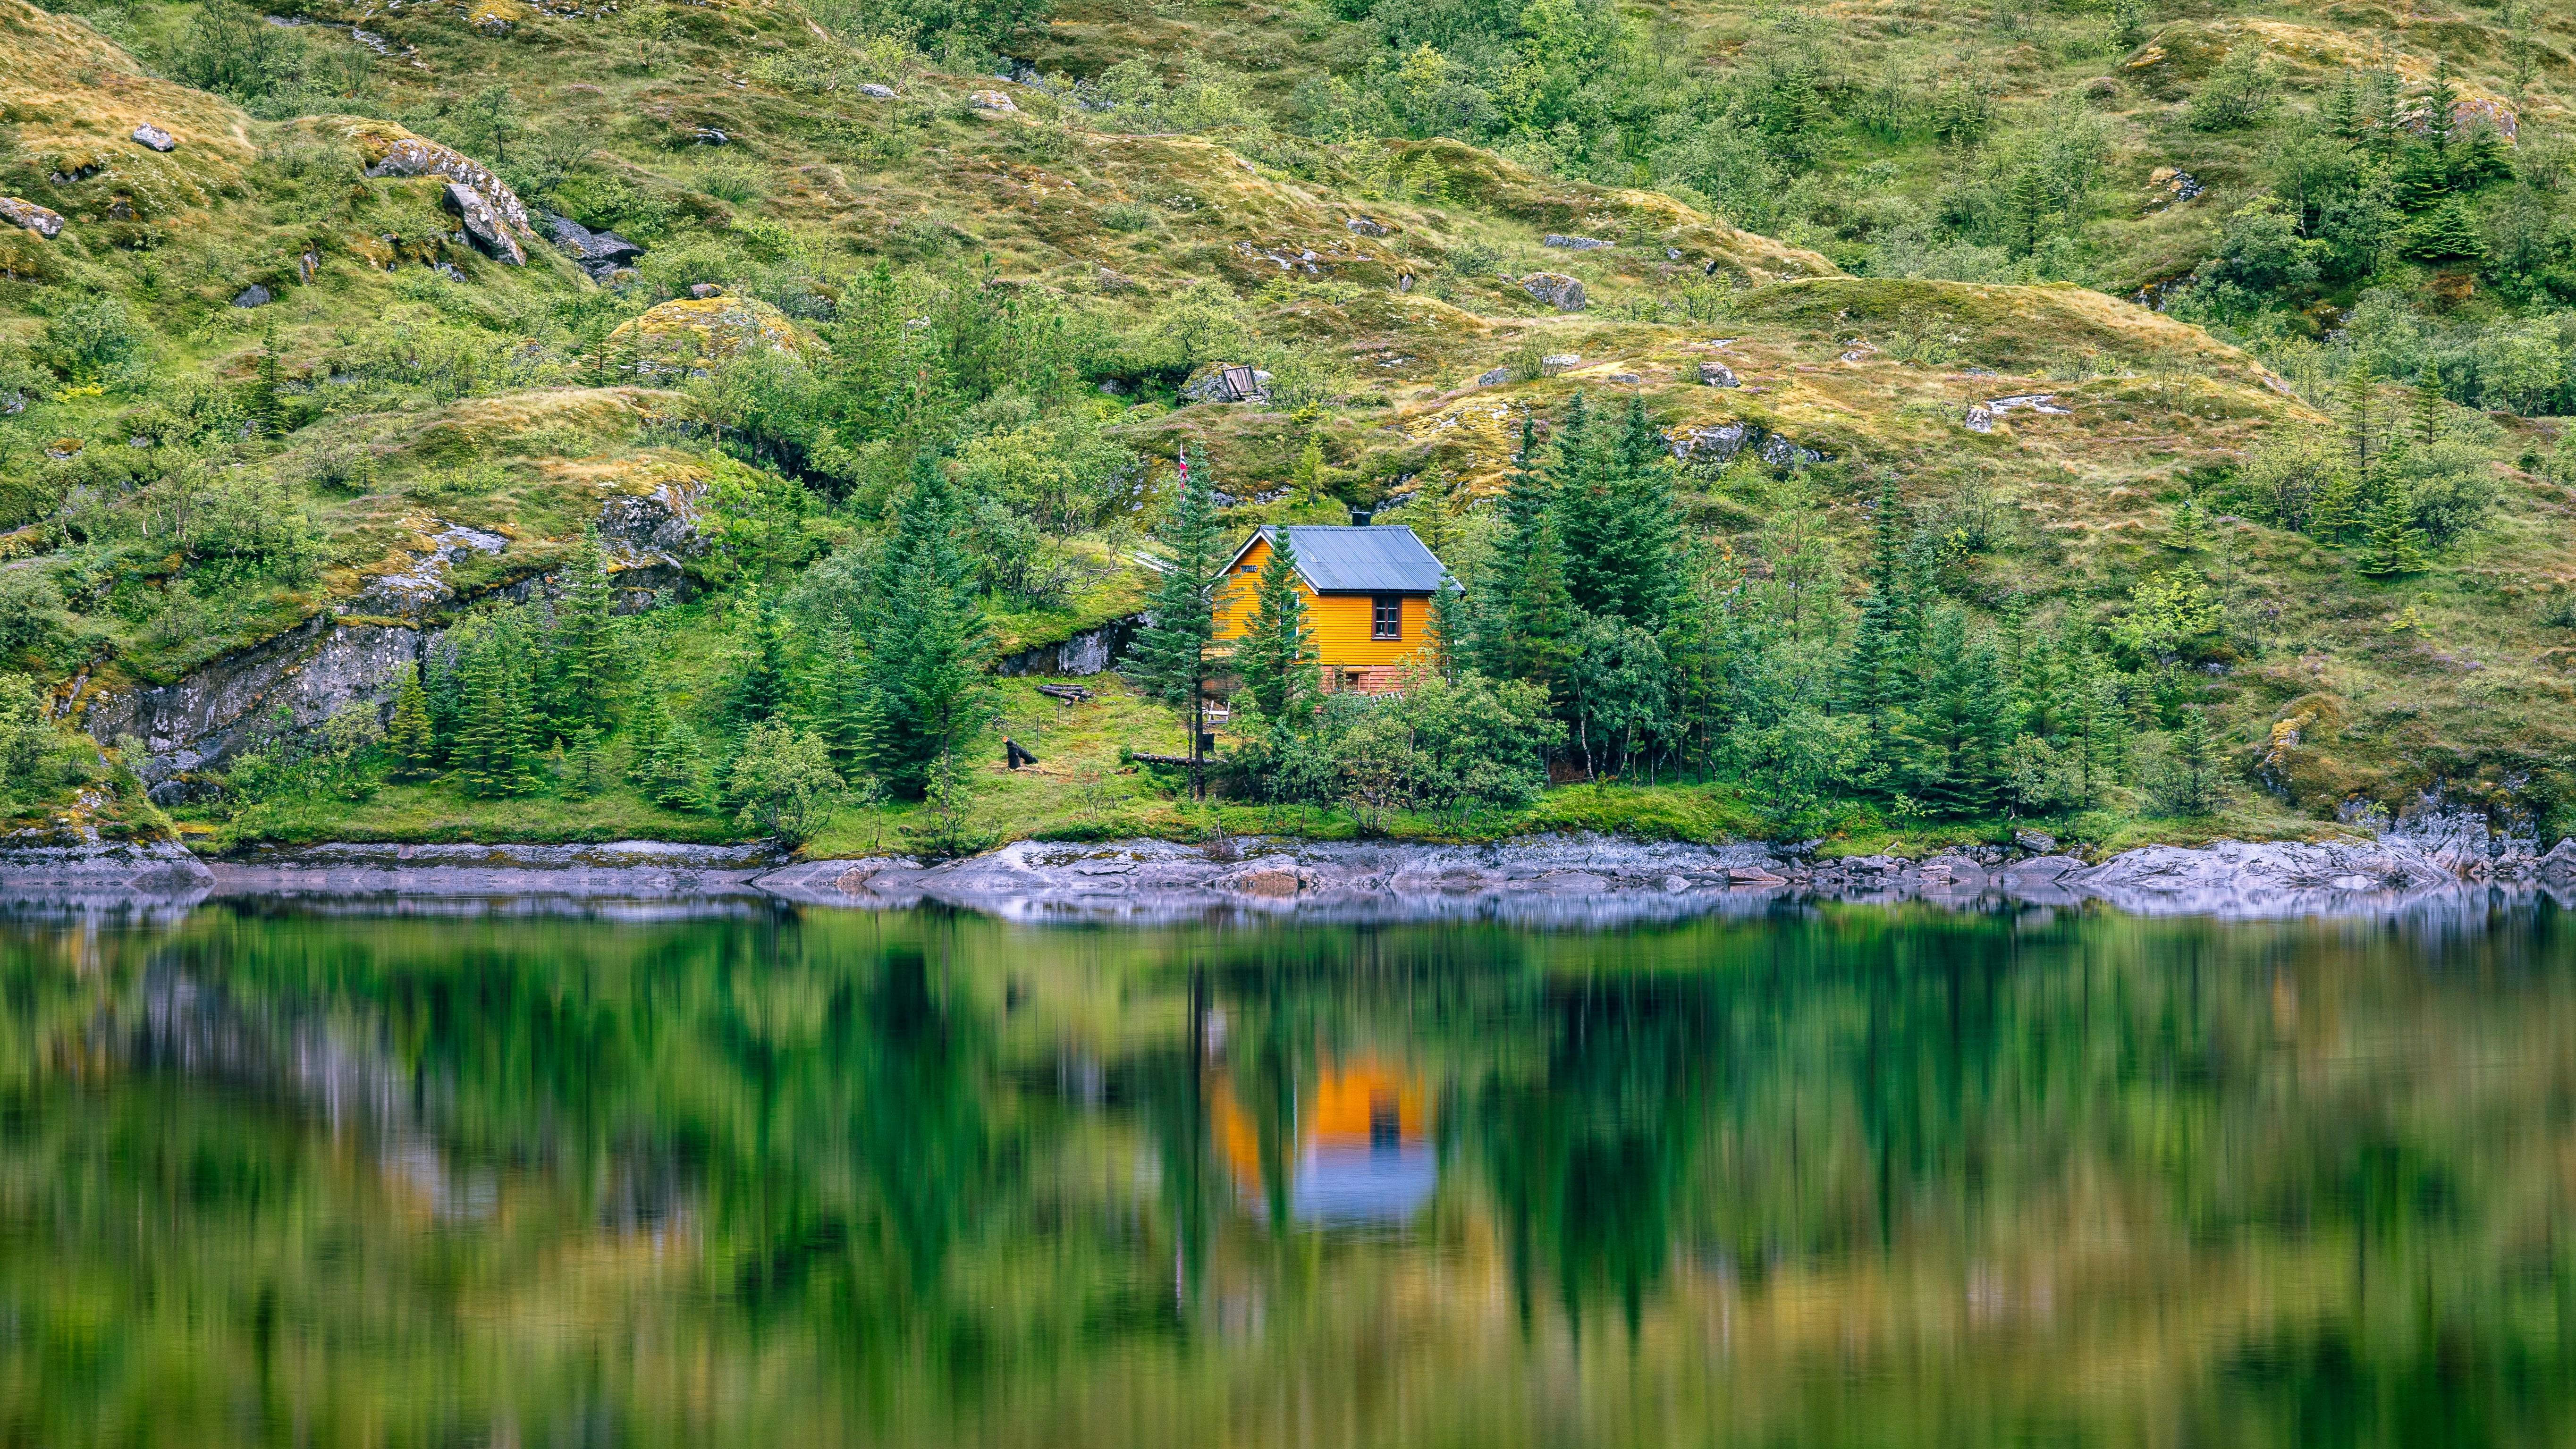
[[1212, 1060, 1435, 1225]]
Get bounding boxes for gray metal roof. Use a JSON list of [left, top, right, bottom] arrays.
[[1245, 525, 1452, 594]]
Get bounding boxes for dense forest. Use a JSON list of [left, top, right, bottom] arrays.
[[1, 0, 2574, 853]]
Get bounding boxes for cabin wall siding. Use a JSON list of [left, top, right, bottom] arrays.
[[1214, 537, 1435, 682]]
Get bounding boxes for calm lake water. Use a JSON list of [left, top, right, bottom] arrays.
[[6, 895, 2576, 1446]]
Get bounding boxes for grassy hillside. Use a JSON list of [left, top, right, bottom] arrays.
[[0, 0, 2573, 854]]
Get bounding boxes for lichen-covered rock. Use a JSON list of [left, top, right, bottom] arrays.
[[607, 295, 822, 375], [1345, 216, 1390, 236], [130, 122, 175, 151], [968, 90, 1018, 113], [0, 197, 64, 237], [857, 83, 898, 100], [231, 283, 270, 307], [441, 180, 526, 265], [349, 126, 534, 238], [1698, 360, 1738, 387], [1519, 271, 1586, 311], [1542, 233, 1610, 250]]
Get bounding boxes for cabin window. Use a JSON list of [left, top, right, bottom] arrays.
[[1372, 596, 1402, 640]]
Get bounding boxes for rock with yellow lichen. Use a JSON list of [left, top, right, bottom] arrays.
[[606, 295, 823, 376]]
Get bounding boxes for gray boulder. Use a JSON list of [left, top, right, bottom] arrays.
[[547, 213, 644, 278], [1519, 271, 1587, 311], [1698, 360, 1738, 387], [1477, 366, 1512, 387], [231, 284, 271, 308], [441, 181, 525, 265], [1346, 216, 1390, 236], [1542, 233, 1611, 250], [132, 123, 176, 152], [858, 83, 898, 99], [0, 197, 64, 238]]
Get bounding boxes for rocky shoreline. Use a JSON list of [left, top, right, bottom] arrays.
[[0, 826, 2569, 925]]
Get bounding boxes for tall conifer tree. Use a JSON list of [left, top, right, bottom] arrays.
[[1123, 444, 1228, 795], [1233, 529, 1319, 738], [866, 451, 996, 799]]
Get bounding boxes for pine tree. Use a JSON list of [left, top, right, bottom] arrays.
[[866, 451, 997, 799], [2161, 708, 2223, 816], [2310, 465, 2362, 543], [387, 675, 437, 779], [247, 328, 285, 438], [1562, 395, 1682, 626], [2064, 645, 2127, 807], [565, 723, 609, 798], [625, 692, 672, 786], [552, 538, 619, 725], [2343, 362, 2382, 481], [2169, 493, 2212, 552], [725, 588, 794, 729], [2007, 166, 2052, 254], [2403, 198, 2486, 263], [645, 720, 707, 811], [1293, 431, 1327, 503], [454, 626, 535, 797], [1840, 474, 1910, 717], [2323, 69, 2361, 137], [1473, 408, 1575, 690], [1123, 446, 1227, 796], [1232, 528, 1319, 738], [2411, 381, 2446, 447], [2355, 489, 2430, 575], [807, 632, 882, 775], [2422, 62, 2459, 152]]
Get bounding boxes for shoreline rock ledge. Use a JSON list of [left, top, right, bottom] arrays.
[[1, 831, 2569, 925]]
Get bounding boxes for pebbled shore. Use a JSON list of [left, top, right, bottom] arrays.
[[2, 831, 2571, 924]]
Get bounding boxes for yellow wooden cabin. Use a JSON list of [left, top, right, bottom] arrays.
[[1212, 525, 1455, 693]]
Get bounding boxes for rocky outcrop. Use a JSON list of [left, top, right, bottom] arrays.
[[131, 123, 176, 152], [968, 90, 1018, 113], [0, 197, 64, 238], [352, 129, 534, 239], [83, 493, 701, 792], [0, 836, 214, 903], [205, 841, 784, 903], [1518, 271, 1587, 311], [1698, 360, 1738, 387], [1542, 233, 1611, 250], [759, 831, 2576, 926], [441, 180, 526, 265], [546, 214, 645, 280], [754, 836, 1795, 926], [994, 616, 1140, 676], [83, 614, 425, 799]]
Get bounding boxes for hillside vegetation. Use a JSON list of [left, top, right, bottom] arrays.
[[0, 0, 2574, 855]]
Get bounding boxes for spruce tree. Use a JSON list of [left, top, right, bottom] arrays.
[[2355, 489, 2430, 575], [1233, 529, 1318, 738], [866, 451, 997, 799], [247, 328, 285, 438], [808, 632, 882, 775], [2404, 198, 2486, 263], [2412, 381, 2446, 447], [725, 588, 794, 730], [1563, 395, 1682, 626], [2064, 645, 2127, 807], [1840, 475, 1910, 717], [1906, 611, 2010, 817], [1123, 445, 1227, 795], [2310, 464, 2362, 543], [454, 627, 535, 797], [565, 723, 608, 798], [387, 675, 437, 780], [2343, 362, 2382, 481], [1293, 432, 1326, 504], [625, 693, 672, 786], [646, 720, 707, 811], [552, 538, 619, 725]]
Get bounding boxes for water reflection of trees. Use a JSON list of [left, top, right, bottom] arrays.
[[0, 901, 2572, 1444]]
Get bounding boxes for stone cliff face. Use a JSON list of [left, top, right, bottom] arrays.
[[76, 488, 706, 800]]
